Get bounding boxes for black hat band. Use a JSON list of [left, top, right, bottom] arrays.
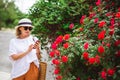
[[18, 22, 32, 26]]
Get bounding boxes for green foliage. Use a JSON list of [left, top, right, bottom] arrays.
[[29, 0, 89, 47]]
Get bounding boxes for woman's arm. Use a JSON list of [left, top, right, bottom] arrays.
[[36, 47, 41, 59], [11, 44, 34, 60]]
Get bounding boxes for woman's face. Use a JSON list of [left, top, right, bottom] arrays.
[[19, 26, 33, 37]]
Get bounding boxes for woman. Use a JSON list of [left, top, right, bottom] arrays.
[[9, 18, 40, 80]]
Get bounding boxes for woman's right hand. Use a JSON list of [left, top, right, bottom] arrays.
[[26, 44, 34, 53]]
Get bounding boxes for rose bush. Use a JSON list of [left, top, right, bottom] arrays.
[[49, 0, 120, 80]]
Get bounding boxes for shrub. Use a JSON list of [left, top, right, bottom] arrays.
[[49, 0, 120, 80]]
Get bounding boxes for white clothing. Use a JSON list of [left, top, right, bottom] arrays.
[[9, 35, 39, 79]]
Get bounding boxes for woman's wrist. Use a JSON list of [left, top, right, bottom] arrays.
[[24, 50, 29, 55]]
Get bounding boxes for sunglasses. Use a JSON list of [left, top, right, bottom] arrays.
[[23, 27, 33, 31]]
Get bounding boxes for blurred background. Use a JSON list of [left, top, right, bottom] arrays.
[[0, 0, 37, 30]]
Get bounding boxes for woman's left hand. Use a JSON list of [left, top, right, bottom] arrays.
[[33, 40, 40, 49], [34, 40, 41, 59]]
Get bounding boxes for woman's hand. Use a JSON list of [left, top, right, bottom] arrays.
[[33, 40, 40, 49], [33, 40, 41, 59]]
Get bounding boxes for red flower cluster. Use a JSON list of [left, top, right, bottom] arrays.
[[50, 34, 70, 79], [100, 68, 115, 79], [49, 1, 120, 79], [82, 52, 101, 64], [51, 34, 71, 50], [49, 50, 61, 58]]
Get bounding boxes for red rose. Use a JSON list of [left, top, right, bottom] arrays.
[[98, 30, 106, 40], [96, 0, 101, 6], [55, 59, 60, 65], [84, 42, 89, 50], [56, 75, 62, 80], [55, 50, 60, 56], [102, 41, 105, 45], [80, 15, 86, 24], [95, 55, 100, 64], [110, 18, 115, 25], [98, 46, 105, 54], [107, 68, 115, 76], [63, 42, 69, 49], [54, 68, 60, 74], [115, 50, 120, 57], [88, 57, 96, 64], [98, 21, 106, 28], [51, 43, 58, 49], [49, 51, 55, 57], [88, 77, 92, 80], [55, 35, 63, 44], [109, 29, 114, 36], [79, 27, 83, 31], [89, 13, 96, 19], [106, 43, 111, 47], [69, 23, 74, 29], [94, 18, 99, 23], [61, 56, 68, 63], [115, 12, 120, 18], [109, 25, 114, 29], [101, 71, 107, 79], [76, 77, 81, 80], [64, 34, 70, 40], [82, 52, 89, 60], [114, 40, 120, 46], [52, 59, 56, 64], [52, 59, 60, 65], [105, 12, 111, 16]]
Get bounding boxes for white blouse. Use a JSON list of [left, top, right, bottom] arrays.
[[9, 35, 39, 79]]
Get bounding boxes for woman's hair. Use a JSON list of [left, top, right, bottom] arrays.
[[15, 27, 21, 37]]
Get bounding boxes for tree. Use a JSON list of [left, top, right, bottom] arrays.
[[28, 0, 89, 48], [0, 0, 24, 30]]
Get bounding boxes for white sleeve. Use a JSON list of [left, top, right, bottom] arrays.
[[9, 39, 17, 61]]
